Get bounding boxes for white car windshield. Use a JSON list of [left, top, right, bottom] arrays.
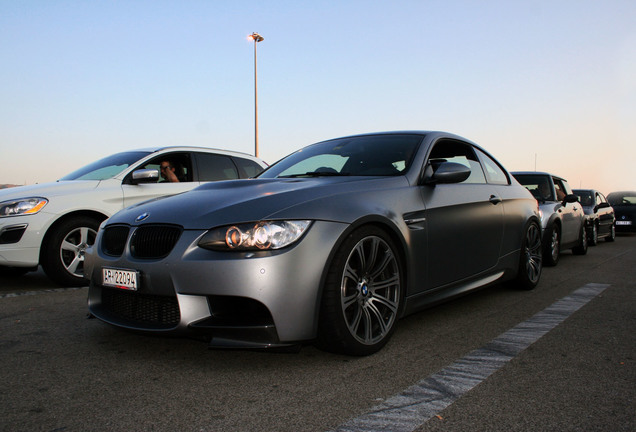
[[59, 151, 151, 181]]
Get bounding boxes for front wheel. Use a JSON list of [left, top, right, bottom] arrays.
[[572, 224, 588, 255], [589, 222, 598, 246], [512, 221, 543, 290], [316, 226, 403, 356], [544, 224, 561, 266], [41, 216, 100, 286]]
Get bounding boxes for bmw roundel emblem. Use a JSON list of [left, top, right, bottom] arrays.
[[136, 212, 150, 222]]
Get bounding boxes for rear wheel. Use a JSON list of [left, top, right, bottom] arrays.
[[544, 224, 560, 266], [41, 216, 100, 286], [316, 226, 402, 356], [513, 221, 542, 290], [605, 224, 616, 242]]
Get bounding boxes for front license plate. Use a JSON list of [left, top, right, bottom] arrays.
[[616, 221, 632, 226], [102, 268, 139, 291]]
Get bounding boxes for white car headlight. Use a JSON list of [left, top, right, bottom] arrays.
[[198, 220, 312, 251], [0, 198, 48, 217]]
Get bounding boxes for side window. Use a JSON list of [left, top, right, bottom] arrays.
[[140, 153, 193, 183], [475, 148, 509, 185], [597, 193, 606, 205], [427, 139, 486, 184], [233, 157, 265, 178], [553, 179, 567, 201], [195, 153, 239, 181]]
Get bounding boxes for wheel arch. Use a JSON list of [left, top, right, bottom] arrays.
[[508, 216, 543, 290], [39, 210, 109, 264], [313, 216, 410, 331], [544, 214, 562, 236], [524, 214, 543, 241]]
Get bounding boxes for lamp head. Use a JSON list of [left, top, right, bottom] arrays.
[[249, 32, 264, 43]]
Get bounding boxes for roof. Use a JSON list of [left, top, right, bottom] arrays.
[[125, 146, 262, 161], [511, 171, 568, 181]]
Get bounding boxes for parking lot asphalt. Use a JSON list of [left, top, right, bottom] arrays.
[[1, 235, 634, 432]]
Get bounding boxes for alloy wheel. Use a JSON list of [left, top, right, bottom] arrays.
[[524, 223, 543, 285], [60, 226, 97, 278], [340, 235, 400, 346], [550, 228, 560, 263]]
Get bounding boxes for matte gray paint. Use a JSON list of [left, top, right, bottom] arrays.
[[86, 131, 540, 348]]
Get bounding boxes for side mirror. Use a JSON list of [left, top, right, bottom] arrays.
[[595, 202, 610, 211], [424, 162, 471, 185], [131, 169, 159, 185], [563, 194, 579, 205]]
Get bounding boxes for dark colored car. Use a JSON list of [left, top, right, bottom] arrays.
[[511, 172, 587, 266], [85, 131, 543, 356], [607, 191, 636, 233], [573, 189, 616, 244]]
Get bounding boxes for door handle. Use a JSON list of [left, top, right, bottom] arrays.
[[489, 195, 502, 205]]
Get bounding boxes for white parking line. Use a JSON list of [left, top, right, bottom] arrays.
[[332, 283, 610, 432]]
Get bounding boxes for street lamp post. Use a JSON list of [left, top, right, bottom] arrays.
[[249, 32, 264, 158]]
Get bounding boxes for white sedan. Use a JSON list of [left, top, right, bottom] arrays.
[[0, 147, 266, 285]]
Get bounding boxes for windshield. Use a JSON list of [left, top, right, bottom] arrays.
[[59, 151, 151, 181], [574, 191, 593, 206], [258, 134, 422, 179], [514, 175, 554, 202], [607, 193, 636, 206]]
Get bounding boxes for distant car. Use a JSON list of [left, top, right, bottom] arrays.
[[512, 172, 587, 266], [573, 189, 616, 244], [607, 191, 636, 233], [86, 131, 543, 356], [0, 147, 267, 285]]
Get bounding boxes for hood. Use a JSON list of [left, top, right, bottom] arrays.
[[0, 180, 100, 201], [110, 176, 408, 229]]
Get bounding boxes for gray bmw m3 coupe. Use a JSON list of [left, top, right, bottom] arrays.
[[85, 131, 543, 355]]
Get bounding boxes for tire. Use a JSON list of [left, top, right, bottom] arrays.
[[572, 224, 588, 255], [589, 222, 598, 246], [316, 226, 403, 356], [605, 224, 616, 242], [543, 224, 560, 266], [41, 216, 100, 286], [512, 221, 542, 290]]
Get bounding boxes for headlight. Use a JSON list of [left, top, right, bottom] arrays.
[[0, 198, 48, 217], [198, 220, 312, 251]]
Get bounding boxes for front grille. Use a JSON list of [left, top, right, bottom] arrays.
[[130, 225, 182, 259], [101, 287, 180, 327], [101, 225, 130, 256]]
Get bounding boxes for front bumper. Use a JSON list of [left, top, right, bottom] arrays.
[[86, 220, 348, 347], [0, 214, 51, 267]]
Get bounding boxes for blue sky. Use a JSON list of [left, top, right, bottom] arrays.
[[1, 0, 634, 193]]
